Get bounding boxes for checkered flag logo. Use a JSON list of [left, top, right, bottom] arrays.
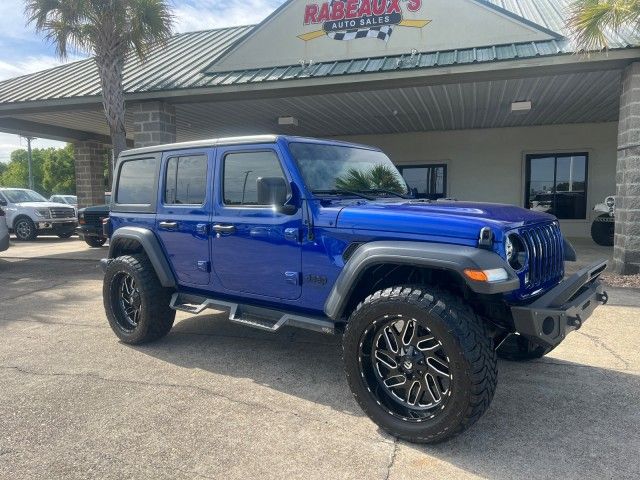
[[326, 0, 395, 42], [327, 24, 394, 42]]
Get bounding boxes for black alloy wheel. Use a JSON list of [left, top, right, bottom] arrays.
[[360, 316, 452, 421], [114, 272, 142, 332], [103, 254, 175, 344], [343, 286, 497, 443]]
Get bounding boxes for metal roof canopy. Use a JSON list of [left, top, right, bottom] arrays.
[[0, 0, 635, 143], [2, 68, 622, 142]]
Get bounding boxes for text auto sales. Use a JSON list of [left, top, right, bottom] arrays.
[[304, 0, 422, 31]]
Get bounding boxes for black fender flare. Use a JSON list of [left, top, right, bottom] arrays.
[[324, 241, 520, 321], [107, 227, 176, 288]]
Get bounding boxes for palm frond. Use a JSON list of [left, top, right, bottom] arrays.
[[368, 164, 405, 193], [336, 168, 372, 191], [567, 0, 640, 51]]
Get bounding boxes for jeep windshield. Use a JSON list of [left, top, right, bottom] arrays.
[[289, 143, 409, 197], [2, 189, 47, 203]]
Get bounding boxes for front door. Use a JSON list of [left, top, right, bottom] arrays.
[[156, 150, 212, 286], [211, 145, 302, 300]]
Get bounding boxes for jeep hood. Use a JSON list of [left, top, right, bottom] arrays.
[[336, 201, 556, 241], [80, 204, 109, 213]]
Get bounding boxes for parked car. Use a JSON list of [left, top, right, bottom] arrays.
[[77, 192, 111, 248], [49, 194, 78, 207], [101, 135, 608, 444], [0, 206, 9, 252], [0, 188, 77, 241], [591, 196, 615, 246]]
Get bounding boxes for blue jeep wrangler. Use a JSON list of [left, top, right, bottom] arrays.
[[102, 135, 608, 443]]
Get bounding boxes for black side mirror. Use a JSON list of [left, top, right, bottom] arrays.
[[0, 199, 6, 207], [257, 177, 298, 215]]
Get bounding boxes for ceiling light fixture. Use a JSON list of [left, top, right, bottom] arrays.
[[511, 101, 532, 113], [278, 116, 299, 126]]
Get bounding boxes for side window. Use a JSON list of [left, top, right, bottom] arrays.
[[116, 157, 157, 205], [165, 155, 207, 205], [223, 150, 289, 206]]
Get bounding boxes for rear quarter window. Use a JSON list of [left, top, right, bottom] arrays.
[[116, 157, 158, 205]]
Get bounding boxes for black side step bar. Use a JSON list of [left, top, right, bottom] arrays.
[[170, 293, 336, 335]]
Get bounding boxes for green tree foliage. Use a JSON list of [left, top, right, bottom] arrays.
[[568, 0, 640, 51], [336, 164, 405, 193], [0, 144, 76, 196], [42, 144, 76, 194]]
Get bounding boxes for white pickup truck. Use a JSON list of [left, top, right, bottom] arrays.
[[0, 188, 77, 241]]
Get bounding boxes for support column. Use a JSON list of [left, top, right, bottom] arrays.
[[132, 101, 176, 148], [614, 62, 640, 275], [74, 140, 107, 209]]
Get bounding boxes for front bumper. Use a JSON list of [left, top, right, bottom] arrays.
[[36, 220, 77, 231], [76, 224, 104, 239], [510, 260, 608, 348]]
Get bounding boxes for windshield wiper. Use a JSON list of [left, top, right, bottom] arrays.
[[311, 189, 375, 200], [360, 188, 413, 199]]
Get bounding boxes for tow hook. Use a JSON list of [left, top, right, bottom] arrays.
[[597, 291, 609, 305], [568, 315, 582, 330]]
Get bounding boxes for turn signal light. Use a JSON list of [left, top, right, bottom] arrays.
[[464, 268, 509, 283]]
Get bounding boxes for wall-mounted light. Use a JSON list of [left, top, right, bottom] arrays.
[[511, 101, 532, 113], [278, 116, 299, 126]]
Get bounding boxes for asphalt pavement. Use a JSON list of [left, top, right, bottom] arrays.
[[0, 236, 638, 479]]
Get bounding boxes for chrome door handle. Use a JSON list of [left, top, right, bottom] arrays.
[[159, 221, 178, 230], [213, 224, 236, 234]]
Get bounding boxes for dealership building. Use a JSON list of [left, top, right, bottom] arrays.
[[0, 0, 638, 273]]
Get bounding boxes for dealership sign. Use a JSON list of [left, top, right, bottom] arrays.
[[299, 0, 430, 42]]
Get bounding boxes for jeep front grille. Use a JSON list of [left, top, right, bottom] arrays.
[[50, 207, 75, 219], [83, 212, 104, 227], [521, 222, 564, 288]]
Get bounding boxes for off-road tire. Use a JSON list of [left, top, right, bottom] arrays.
[[85, 236, 107, 248], [57, 232, 74, 239], [103, 254, 175, 344], [343, 286, 497, 443], [13, 216, 37, 241], [590, 214, 614, 247], [496, 335, 554, 361]]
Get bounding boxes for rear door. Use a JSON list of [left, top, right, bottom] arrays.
[[155, 149, 212, 286]]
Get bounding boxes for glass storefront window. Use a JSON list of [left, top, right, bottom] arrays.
[[525, 153, 588, 219], [399, 164, 447, 200]]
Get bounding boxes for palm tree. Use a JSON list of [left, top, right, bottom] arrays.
[[25, 0, 174, 161], [567, 0, 640, 51], [336, 164, 405, 193]]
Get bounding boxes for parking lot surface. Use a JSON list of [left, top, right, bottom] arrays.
[[1, 237, 639, 479]]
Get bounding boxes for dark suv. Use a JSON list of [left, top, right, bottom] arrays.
[[101, 136, 608, 443], [77, 193, 110, 247]]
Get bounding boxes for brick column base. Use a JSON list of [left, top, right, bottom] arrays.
[[132, 101, 176, 147], [74, 140, 107, 209], [614, 62, 640, 275]]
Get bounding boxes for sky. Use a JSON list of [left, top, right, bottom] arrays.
[[0, 0, 284, 163]]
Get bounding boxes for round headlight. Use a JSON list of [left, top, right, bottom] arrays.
[[505, 233, 527, 271], [605, 196, 615, 209], [505, 236, 514, 260]]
